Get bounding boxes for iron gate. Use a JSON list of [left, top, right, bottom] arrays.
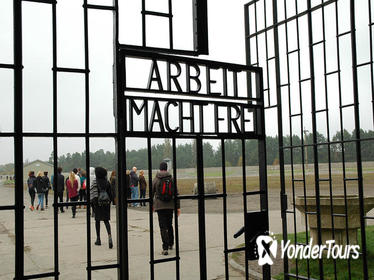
[[245, 0, 374, 279], [0, 0, 271, 279]]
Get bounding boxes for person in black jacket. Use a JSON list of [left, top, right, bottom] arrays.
[[52, 167, 65, 213], [91, 167, 113, 249], [34, 171, 47, 211], [43, 171, 51, 208], [27, 171, 36, 211]]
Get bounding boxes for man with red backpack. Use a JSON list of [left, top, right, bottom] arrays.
[[152, 161, 180, 256]]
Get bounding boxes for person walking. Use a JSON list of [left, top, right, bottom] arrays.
[[152, 162, 180, 256], [79, 170, 87, 208], [91, 167, 113, 249], [35, 171, 47, 211], [42, 171, 51, 208], [66, 171, 79, 218], [27, 171, 36, 211], [139, 170, 147, 206], [89, 167, 97, 218], [51, 167, 65, 213], [126, 170, 131, 201], [109, 171, 117, 206], [129, 167, 139, 207]]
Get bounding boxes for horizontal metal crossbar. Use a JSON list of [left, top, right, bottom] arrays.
[[0, 205, 15, 211], [142, 11, 171, 18], [54, 67, 88, 73], [119, 44, 199, 57], [83, 4, 116, 11], [22, 0, 56, 4], [356, 61, 372, 68], [24, 272, 58, 279], [88, 264, 119, 271], [244, 190, 265, 196], [0, 63, 16, 69], [337, 30, 352, 37], [152, 256, 179, 264], [124, 87, 260, 103], [0, 132, 117, 138], [225, 247, 245, 254]]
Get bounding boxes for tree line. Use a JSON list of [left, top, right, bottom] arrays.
[[1, 129, 373, 174]]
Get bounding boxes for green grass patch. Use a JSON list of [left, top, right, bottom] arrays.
[[274, 226, 374, 280]]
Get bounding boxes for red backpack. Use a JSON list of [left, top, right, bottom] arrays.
[[156, 177, 174, 201]]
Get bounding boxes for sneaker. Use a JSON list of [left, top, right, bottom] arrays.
[[41, 208, 44, 211], [29, 206, 33, 211], [95, 239, 101, 246], [72, 214, 75, 218], [36, 205, 39, 210], [108, 236, 113, 249], [162, 250, 168, 255]]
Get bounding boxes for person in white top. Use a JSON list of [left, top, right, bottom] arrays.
[[73, 168, 81, 190]]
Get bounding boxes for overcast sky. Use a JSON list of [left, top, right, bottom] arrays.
[[0, 0, 373, 165]]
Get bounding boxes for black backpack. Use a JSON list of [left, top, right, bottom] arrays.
[[98, 182, 111, 206], [156, 177, 174, 202]]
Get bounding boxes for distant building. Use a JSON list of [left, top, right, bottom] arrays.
[[23, 160, 53, 183]]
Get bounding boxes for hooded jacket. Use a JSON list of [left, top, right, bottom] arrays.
[[152, 171, 180, 211]]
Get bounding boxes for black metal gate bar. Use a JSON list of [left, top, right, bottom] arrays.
[[82, 1, 92, 278], [334, 0, 354, 277], [307, 0, 324, 277], [318, 0, 338, 277], [147, 137, 155, 280], [293, 0, 312, 277], [14, 0, 24, 279], [221, 139, 229, 280], [241, 139, 249, 280], [172, 137, 181, 280], [196, 137, 207, 280], [350, 0, 368, 277], [51, 0, 59, 278]]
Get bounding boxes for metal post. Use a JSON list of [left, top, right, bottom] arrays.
[[196, 138, 207, 280], [350, 0, 368, 277], [13, 0, 24, 279]]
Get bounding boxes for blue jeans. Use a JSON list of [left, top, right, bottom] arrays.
[[37, 193, 44, 209], [130, 186, 139, 207]]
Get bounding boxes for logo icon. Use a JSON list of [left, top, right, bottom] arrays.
[[256, 234, 278, 266]]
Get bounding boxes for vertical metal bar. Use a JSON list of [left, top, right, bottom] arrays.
[[306, 1, 324, 278], [256, 67, 270, 279], [369, 0, 374, 130], [196, 137, 207, 280], [13, 0, 24, 279], [168, 0, 173, 50], [221, 139, 229, 280], [282, 0, 300, 276], [192, 0, 208, 54], [319, 1, 338, 278], [240, 138, 249, 280], [294, 0, 311, 277], [113, 0, 129, 278], [83, 0, 91, 278], [172, 137, 180, 280], [142, 0, 146, 47], [334, 1, 352, 277], [349, 0, 368, 277], [52, 0, 59, 278], [148, 137, 155, 280], [270, 0, 289, 278]]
